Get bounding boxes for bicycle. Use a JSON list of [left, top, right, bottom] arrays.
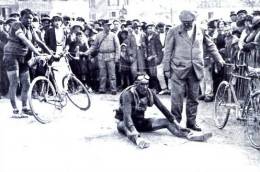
[[28, 52, 91, 124], [214, 63, 260, 149]]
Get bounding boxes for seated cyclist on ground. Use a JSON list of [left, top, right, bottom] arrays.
[[115, 73, 213, 149]]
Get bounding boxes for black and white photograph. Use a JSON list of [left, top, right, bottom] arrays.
[[0, 0, 260, 171]]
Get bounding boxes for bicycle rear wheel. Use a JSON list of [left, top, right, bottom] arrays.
[[28, 76, 61, 124], [62, 74, 91, 110], [246, 92, 260, 149], [214, 81, 232, 129]]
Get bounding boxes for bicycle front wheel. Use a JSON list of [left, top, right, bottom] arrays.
[[28, 76, 60, 124], [62, 74, 91, 111], [214, 81, 232, 129], [246, 92, 260, 149]]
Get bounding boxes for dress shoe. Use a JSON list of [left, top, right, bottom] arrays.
[[198, 95, 205, 100], [111, 91, 117, 95], [186, 123, 202, 131], [98, 90, 106, 94], [204, 96, 214, 102]]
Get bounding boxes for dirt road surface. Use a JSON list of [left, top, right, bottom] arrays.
[[0, 94, 259, 172]]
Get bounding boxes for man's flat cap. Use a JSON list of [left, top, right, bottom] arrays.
[[179, 10, 196, 22]]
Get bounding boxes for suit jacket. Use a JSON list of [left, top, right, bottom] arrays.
[[144, 32, 163, 66], [44, 27, 67, 52], [163, 24, 223, 80]]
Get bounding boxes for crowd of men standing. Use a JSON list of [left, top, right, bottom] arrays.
[[0, 8, 260, 109]]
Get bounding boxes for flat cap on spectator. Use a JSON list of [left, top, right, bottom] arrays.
[[166, 24, 172, 28], [237, 9, 247, 15], [5, 17, 16, 25], [179, 10, 196, 22], [132, 22, 141, 29], [71, 21, 84, 30], [76, 17, 85, 22], [120, 19, 126, 24], [207, 20, 216, 29], [63, 15, 71, 21], [125, 20, 133, 27], [252, 10, 260, 16], [102, 19, 112, 26], [146, 23, 155, 29], [52, 14, 62, 21], [9, 12, 20, 18], [41, 16, 51, 22], [156, 22, 165, 28], [230, 11, 237, 17]]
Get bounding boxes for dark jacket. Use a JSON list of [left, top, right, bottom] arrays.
[[44, 27, 67, 52], [144, 32, 163, 66]]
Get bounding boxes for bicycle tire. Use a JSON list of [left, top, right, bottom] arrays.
[[28, 76, 60, 124], [246, 92, 260, 149], [214, 81, 231, 129], [62, 74, 91, 111]]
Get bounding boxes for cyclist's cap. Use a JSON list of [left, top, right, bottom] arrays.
[[135, 73, 150, 84]]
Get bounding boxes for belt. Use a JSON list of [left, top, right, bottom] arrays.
[[99, 51, 115, 54]]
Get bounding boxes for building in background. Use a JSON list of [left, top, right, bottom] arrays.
[[89, 0, 129, 21], [1, 0, 260, 23], [17, 0, 52, 16], [0, 0, 18, 19]]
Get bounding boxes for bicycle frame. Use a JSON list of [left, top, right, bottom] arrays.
[[224, 64, 259, 119]]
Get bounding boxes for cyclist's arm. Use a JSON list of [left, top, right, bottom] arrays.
[[15, 30, 41, 56], [33, 31, 53, 55]]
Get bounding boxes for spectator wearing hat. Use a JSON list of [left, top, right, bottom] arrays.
[[119, 43, 132, 88], [4, 17, 16, 33], [0, 18, 9, 97], [143, 23, 163, 92], [210, 20, 227, 98], [9, 12, 20, 21], [76, 17, 85, 24], [68, 30, 90, 88], [40, 15, 51, 41], [44, 14, 67, 53], [164, 25, 171, 36], [251, 16, 260, 85], [236, 9, 247, 30], [63, 15, 71, 35], [230, 11, 238, 32], [44, 14, 69, 91], [198, 20, 217, 102], [155, 22, 170, 95], [111, 19, 120, 34], [252, 10, 260, 17], [85, 19, 120, 95], [3, 9, 52, 117], [163, 10, 225, 131], [120, 21, 138, 86], [132, 21, 146, 73]]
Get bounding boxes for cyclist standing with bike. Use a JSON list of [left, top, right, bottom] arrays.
[[3, 9, 52, 118]]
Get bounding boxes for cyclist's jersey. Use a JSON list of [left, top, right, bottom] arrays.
[[4, 22, 35, 57]]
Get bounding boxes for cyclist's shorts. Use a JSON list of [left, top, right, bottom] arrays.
[[3, 54, 29, 73]]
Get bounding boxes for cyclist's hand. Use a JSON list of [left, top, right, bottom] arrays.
[[218, 58, 225, 67], [165, 71, 171, 78]]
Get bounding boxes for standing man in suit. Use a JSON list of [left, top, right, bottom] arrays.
[[163, 10, 225, 131]]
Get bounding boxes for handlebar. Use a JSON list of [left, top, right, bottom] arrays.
[[29, 52, 79, 67]]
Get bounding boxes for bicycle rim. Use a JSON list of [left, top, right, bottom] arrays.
[[246, 93, 260, 149], [214, 81, 231, 129], [28, 76, 61, 124], [63, 75, 91, 110]]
